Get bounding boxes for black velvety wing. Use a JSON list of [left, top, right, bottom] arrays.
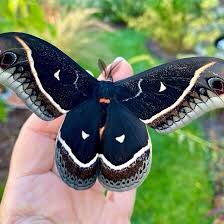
[[0, 32, 98, 120], [99, 101, 152, 191], [115, 57, 224, 133], [55, 99, 101, 190]]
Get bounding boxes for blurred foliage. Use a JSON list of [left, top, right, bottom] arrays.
[[0, 0, 113, 76], [133, 125, 212, 224], [57, 0, 148, 24], [129, 0, 223, 54], [0, 183, 4, 200], [171, 128, 212, 150], [129, 54, 160, 69], [0, 0, 51, 34], [90, 0, 147, 24], [0, 101, 8, 122], [41, 2, 113, 73], [96, 28, 161, 73]]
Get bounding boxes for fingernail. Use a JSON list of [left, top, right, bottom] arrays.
[[113, 57, 125, 63]]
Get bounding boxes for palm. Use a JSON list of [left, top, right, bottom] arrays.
[[9, 172, 134, 223], [4, 172, 76, 223], [1, 116, 135, 224]]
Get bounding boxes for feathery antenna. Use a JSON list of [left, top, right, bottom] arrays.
[[97, 58, 122, 81]]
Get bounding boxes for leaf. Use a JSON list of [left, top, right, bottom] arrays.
[[0, 101, 8, 122], [177, 132, 186, 144], [8, 0, 19, 14]]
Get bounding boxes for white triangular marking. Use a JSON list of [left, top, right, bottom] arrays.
[[159, 82, 166, 92], [115, 134, 125, 143], [82, 130, 90, 140], [54, 69, 61, 80]]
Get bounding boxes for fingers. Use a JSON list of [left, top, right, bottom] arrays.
[[23, 114, 64, 138], [102, 189, 136, 222], [8, 115, 65, 179]]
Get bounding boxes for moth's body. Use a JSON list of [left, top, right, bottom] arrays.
[[96, 80, 115, 99], [1, 32, 224, 191], [57, 79, 151, 190]]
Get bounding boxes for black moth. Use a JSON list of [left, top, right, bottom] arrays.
[[0, 32, 224, 191]]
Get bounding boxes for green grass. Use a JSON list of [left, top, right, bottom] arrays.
[[84, 28, 213, 224], [0, 183, 4, 199], [78, 28, 160, 76], [0, 101, 7, 122], [132, 126, 212, 224]]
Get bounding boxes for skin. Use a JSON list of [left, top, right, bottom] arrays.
[[0, 58, 136, 224]]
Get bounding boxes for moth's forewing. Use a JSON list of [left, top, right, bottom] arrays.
[[99, 101, 152, 191], [0, 32, 98, 120], [115, 57, 224, 133]]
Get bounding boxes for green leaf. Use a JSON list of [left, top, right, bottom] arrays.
[[8, 0, 19, 14], [0, 101, 8, 122]]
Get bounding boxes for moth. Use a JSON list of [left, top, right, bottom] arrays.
[[0, 32, 224, 192]]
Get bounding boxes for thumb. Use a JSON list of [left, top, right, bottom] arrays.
[[98, 57, 133, 81]]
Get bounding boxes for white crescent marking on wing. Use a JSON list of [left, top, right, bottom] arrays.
[[123, 78, 143, 102], [15, 36, 68, 114], [58, 132, 152, 170], [100, 140, 151, 170], [58, 132, 98, 168]]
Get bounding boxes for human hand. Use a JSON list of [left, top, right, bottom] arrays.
[[0, 58, 136, 224]]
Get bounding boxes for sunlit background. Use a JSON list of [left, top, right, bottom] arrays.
[[0, 0, 224, 223]]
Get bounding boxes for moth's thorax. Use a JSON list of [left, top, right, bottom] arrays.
[[95, 81, 116, 102]]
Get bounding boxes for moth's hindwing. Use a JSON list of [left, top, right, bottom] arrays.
[[115, 57, 224, 133], [0, 32, 98, 120], [99, 101, 152, 192], [56, 99, 101, 190]]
